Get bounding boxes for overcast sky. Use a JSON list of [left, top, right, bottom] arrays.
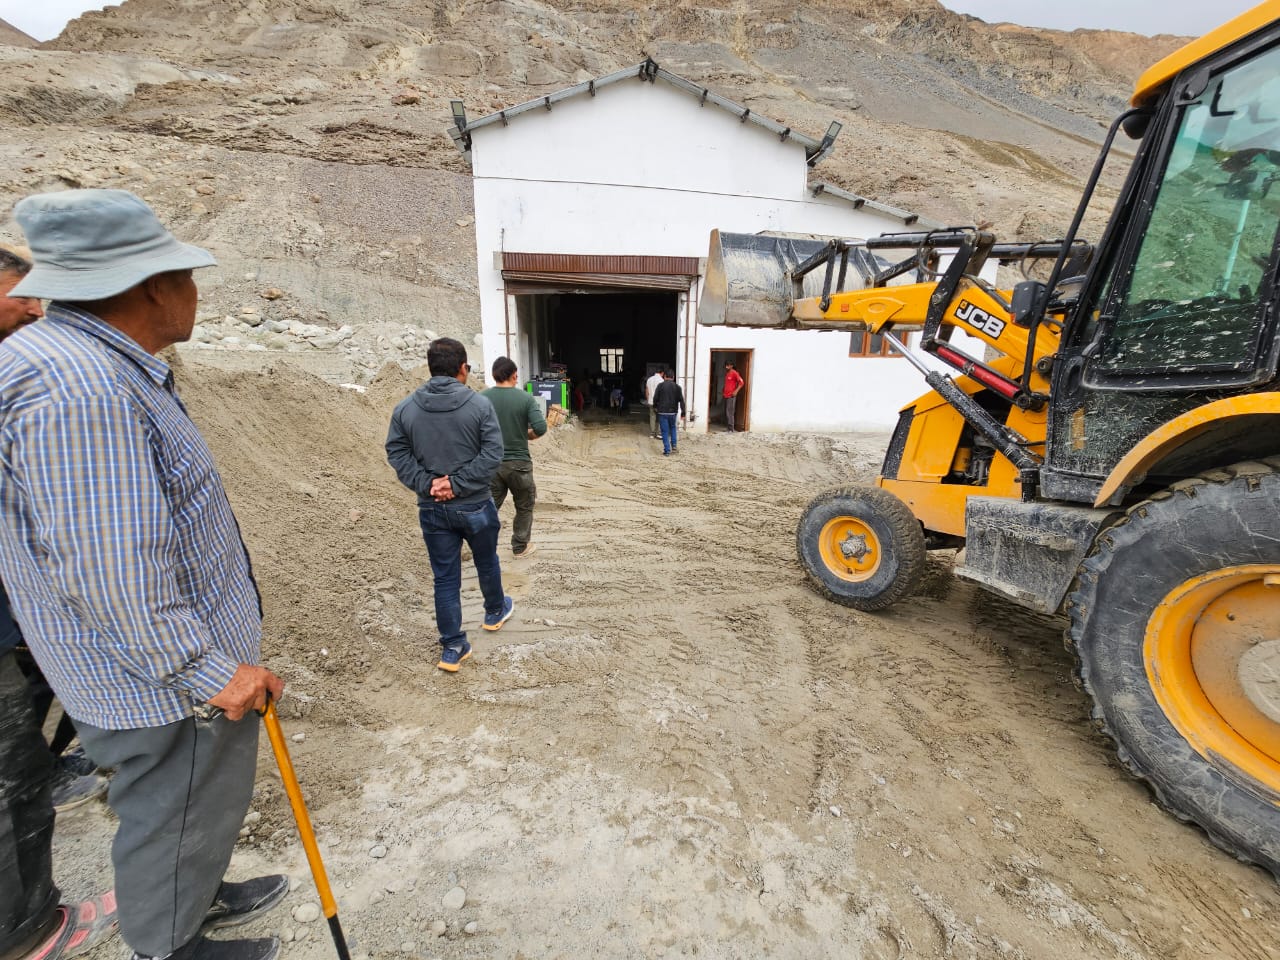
[[2, 0, 114, 41], [938, 0, 1259, 36], [0, 0, 1265, 42]]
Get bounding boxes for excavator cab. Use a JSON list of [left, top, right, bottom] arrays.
[[698, 3, 1280, 879], [1046, 31, 1280, 503]]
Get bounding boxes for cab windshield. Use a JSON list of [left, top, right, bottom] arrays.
[[1093, 42, 1280, 378]]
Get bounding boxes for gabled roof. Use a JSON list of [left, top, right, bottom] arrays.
[[449, 58, 841, 166]]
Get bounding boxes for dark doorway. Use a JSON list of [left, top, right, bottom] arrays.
[[709, 349, 752, 432], [515, 290, 679, 416]]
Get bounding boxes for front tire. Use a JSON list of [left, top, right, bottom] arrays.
[[1067, 459, 1280, 878], [797, 486, 925, 611]]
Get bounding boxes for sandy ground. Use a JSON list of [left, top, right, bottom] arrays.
[[51, 363, 1280, 960]]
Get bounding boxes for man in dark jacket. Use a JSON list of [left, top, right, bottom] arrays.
[[386, 338, 514, 672], [652, 369, 686, 456]]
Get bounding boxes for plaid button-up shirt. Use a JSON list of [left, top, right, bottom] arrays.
[[0, 305, 262, 729]]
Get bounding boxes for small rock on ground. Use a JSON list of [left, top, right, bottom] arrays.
[[441, 886, 466, 910], [291, 903, 320, 923]]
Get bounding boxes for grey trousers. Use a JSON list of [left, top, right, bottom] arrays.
[[725, 395, 737, 431], [77, 713, 258, 957], [648, 404, 658, 436]]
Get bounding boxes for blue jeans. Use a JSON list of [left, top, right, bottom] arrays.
[[658, 413, 678, 454], [418, 498, 505, 649]]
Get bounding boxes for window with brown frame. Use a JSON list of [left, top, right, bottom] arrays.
[[848, 331, 900, 358]]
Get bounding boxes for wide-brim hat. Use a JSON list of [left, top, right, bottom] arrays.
[[10, 189, 215, 301]]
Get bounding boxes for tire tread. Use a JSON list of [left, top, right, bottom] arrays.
[[797, 485, 925, 612], [1064, 458, 1280, 879]]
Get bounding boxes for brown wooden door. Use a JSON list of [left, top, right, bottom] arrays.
[[735, 350, 751, 432]]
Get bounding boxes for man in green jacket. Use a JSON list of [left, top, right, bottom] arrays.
[[482, 357, 548, 557]]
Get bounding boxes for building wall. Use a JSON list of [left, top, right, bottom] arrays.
[[468, 79, 980, 433], [470, 79, 804, 200]]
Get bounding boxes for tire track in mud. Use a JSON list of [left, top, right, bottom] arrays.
[[188, 393, 1280, 960], [472, 420, 848, 827], [12, 347, 1247, 960]]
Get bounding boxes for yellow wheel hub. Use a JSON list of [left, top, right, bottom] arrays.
[[1146, 566, 1280, 797], [817, 516, 882, 582]]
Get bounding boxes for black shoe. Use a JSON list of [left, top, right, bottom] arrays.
[[202, 876, 289, 932], [50, 766, 108, 812], [134, 937, 280, 960], [59, 746, 99, 778]]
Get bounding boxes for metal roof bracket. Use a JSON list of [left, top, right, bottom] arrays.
[[499, 110, 508, 127], [543, 96, 552, 111], [700, 88, 708, 106], [779, 127, 790, 142], [740, 108, 750, 123], [588, 79, 596, 96]]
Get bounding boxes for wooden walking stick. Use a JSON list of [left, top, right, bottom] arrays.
[[260, 698, 352, 960]]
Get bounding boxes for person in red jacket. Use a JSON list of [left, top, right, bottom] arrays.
[[723, 361, 744, 432]]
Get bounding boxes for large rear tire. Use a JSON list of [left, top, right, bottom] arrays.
[[1067, 458, 1280, 878], [797, 486, 925, 611]]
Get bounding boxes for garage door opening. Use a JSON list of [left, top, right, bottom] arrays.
[[513, 290, 679, 421]]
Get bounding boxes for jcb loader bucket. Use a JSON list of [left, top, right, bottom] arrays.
[[698, 229, 880, 329]]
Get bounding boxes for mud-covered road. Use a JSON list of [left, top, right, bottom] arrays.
[[54, 370, 1279, 960]]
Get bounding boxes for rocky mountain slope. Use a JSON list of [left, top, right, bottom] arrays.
[[1, 0, 1190, 377], [0, 18, 37, 47]]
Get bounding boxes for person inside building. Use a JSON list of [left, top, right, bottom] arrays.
[[723, 360, 744, 432], [644, 367, 665, 440], [652, 368, 686, 456]]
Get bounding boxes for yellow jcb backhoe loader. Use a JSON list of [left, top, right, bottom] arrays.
[[700, 2, 1280, 876]]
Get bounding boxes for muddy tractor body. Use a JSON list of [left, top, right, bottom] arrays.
[[701, 3, 1280, 876]]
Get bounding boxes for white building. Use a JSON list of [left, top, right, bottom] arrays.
[[450, 59, 958, 433]]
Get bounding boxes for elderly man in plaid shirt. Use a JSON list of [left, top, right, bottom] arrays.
[[0, 191, 289, 960]]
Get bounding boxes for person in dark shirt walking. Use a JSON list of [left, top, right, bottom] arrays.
[[651, 369, 686, 456], [386, 338, 515, 672], [481, 357, 547, 558]]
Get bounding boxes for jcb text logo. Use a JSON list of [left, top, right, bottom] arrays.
[[955, 300, 1006, 339]]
